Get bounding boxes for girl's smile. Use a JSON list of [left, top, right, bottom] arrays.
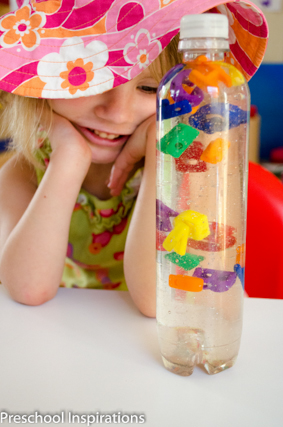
[[75, 125, 129, 149]]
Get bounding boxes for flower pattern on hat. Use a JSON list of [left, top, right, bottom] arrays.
[[0, 0, 268, 98], [0, 5, 45, 51], [37, 37, 114, 98], [124, 28, 162, 79], [60, 58, 94, 95]]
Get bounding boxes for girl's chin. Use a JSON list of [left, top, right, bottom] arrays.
[[88, 144, 121, 165]]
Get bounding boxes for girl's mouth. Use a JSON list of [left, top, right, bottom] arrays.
[[76, 125, 129, 148], [93, 129, 120, 140]]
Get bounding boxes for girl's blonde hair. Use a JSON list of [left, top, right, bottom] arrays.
[[0, 93, 52, 167], [0, 34, 182, 167]]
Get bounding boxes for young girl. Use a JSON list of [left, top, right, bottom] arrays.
[[0, 0, 268, 316]]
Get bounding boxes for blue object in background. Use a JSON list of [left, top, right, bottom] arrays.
[[248, 64, 283, 161], [0, 139, 9, 153]]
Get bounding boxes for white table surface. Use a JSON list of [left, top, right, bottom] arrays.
[[0, 286, 283, 427]]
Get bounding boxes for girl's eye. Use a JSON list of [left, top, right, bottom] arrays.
[[138, 85, 157, 94]]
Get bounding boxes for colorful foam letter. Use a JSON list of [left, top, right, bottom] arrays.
[[163, 222, 190, 256], [189, 103, 248, 134], [161, 99, 192, 120], [187, 221, 236, 252], [214, 62, 245, 86], [189, 69, 220, 90], [159, 63, 185, 87], [156, 230, 167, 251], [165, 252, 204, 271], [169, 274, 204, 292], [159, 123, 200, 158], [236, 244, 245, 267], [169, 68, 204, 107], [200, 138, 231, 164], [234, 264, 245, 289], [175, 140, 207, 173], [175, 210, 210, 241], [186, 57, 232, 91], [156, 199, 178, 232], [193, 267, 237, 292], [163, 210, 210, 256]]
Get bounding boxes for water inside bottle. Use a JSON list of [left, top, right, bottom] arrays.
[[156, 64, 249, 375]]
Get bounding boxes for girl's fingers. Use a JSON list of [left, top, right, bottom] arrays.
[[108, 167, 129, 196], [108, 150, 137, 196], [108, 115, 156, 195]]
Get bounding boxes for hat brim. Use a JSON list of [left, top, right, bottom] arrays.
[[0, 0, 268, 99]]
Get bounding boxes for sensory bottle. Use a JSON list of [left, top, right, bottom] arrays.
[[156, 14, 249, 376]]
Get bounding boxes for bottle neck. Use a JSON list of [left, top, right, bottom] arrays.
[[178, 38, 229, 62]]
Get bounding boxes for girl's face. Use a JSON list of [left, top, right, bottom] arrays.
[[49, 68, 158, 164]]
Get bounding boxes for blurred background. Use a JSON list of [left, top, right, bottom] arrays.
[[247, 0, 283, 180]]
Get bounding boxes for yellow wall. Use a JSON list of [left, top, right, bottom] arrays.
[[0, 4, 9, 15], [262, 10, 283, 63]]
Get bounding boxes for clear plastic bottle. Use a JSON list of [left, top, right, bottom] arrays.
[[156, 14, 249, 376]]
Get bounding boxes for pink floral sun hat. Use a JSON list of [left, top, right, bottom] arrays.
[[0, 0, 268, 99]]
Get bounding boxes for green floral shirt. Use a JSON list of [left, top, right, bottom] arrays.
[[35, 132, 143, 290]]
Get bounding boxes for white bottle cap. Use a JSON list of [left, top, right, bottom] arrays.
[[180, 14, 229, 39]]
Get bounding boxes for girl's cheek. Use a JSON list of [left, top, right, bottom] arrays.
[[140, 100, 156, 121]]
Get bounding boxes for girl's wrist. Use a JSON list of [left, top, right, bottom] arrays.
[[49, 144, 92, 177]]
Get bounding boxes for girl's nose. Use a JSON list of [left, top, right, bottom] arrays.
[[93, 85, 135, 125]]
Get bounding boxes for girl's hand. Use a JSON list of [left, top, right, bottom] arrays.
[[108, 114, 156, 196], [48, 112, 92, 166]]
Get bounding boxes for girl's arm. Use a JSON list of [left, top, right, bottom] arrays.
[[108, 118, 156, 317], [0, 115, 92, 305]]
